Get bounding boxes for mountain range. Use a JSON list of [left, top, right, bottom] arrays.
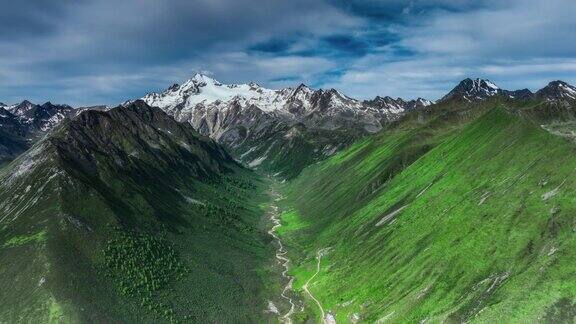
[[440, 78, 576, 104], [140, 75, 576, 177], [140, 74, 432, 178], [3, 76, 576, 322], [0, 101, 75, 164], [3, 76, 576, 173]]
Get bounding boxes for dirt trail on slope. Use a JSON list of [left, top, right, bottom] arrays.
[[267, 191, 296, 323], [303, 247, 333, 323]]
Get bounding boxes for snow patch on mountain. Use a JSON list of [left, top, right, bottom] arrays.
[[7, 142, 48, 183], [142, 73, 428, 139], [536, 81, 576, 102], [144, 74, 290, 113], [138, 73, 436, 175], [2, 100, 74, 134], [560, 83, 576, 98], [440, 78, 502, 102]]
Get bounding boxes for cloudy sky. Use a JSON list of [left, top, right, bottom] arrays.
[[1, 0, 575, 106]]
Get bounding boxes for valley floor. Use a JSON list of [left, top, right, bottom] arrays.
[[264, 182, 334, 324], [266, 189, 297, 322]]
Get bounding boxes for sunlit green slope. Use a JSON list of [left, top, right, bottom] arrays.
[[281, 105, 576, 323]]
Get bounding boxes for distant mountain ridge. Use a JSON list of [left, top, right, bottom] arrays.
[[141, 73, 435, 177], [536, 80, 576, 102], [2, 77, 575, 174], [140, 74, 576, 177], [142, 73, 429, 135], [8, 101, 74, 133], [439, 78, 576, 104], [0, 100, 75, 164]]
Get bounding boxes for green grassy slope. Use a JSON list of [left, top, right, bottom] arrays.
[[281, 106, 576, 322], [0, 103, 276, 323]]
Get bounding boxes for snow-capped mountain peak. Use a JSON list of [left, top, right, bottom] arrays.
[[143, 74, 289, 113], [140, 74, 430, 164], [289, 83, 313, 99], [408, 98, 434, 110], [140, 75, 429, 177], [439, 78, 576, 104], [1, 100, 75, 133], [142, 74, 433, 124], [558, 82, 576, 99], [482, 79, 499, 90], [9, 100, 36, 116], [139, 75, 448, 168], [363, 96, 433, 112], [536, 80, 576, 101], [440, 78, 501, 102], [415, 98, 433, 106], [190, 72, 219, 84]]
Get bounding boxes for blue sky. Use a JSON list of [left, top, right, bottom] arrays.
[[1, 0, 575, 106]]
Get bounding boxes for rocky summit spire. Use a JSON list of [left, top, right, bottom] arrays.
[[440, 78, 501, 102]]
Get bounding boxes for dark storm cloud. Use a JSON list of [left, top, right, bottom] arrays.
[[0, 0, 574, 105], [249, 39, 298, 54], [0, 0, 79, 39], [321, 35, 371, 57]]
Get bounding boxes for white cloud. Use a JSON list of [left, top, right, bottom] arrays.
[[1, 0, 575, 105], [321, 0, 576, 100], [399, 0, 576, 58]]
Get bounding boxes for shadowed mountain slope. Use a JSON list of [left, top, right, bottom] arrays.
[[0, 101, 274, 323]]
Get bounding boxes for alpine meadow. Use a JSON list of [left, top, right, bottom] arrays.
[[1, 0, 576, 323]]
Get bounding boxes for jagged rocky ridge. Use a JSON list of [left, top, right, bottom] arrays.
[[2, 77, 575, 174], [6, 100, 74, 134], [440, 78, 576, 103], [141, 74, 576, 178], [142, 74, 431, 136], [3, 100, 235, 199], [50, 100, 233, 177], [141, 74, 433, 178], [0, 100, 75, 164]]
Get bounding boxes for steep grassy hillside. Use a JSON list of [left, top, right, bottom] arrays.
[[229, 122, 366, 180], [281, 105, 576, 322], [0, 102, 275, 323]]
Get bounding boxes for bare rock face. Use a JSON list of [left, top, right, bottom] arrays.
[[0, 100, 75, 164], [8, 101, 75, 133], [440, 78, 502, 102], [536, 81, 576, 103]]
